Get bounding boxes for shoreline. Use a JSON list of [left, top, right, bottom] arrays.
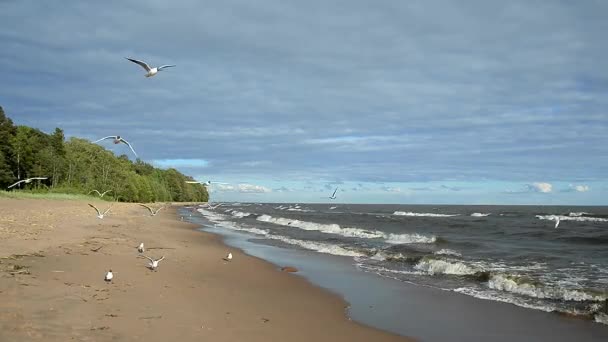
[[0, 198, 411, 341]]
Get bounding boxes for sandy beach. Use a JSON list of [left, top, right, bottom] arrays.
[[0, 198, 412, 341]]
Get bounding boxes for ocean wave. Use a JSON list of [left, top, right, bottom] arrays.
[[596, 313, 608, 325], [414, 258, 479, 275], [536, 214, 608, 223], [268, 235, 364, 257], [393, 211, 460, 217], [487, 274, 607, 302], [454, 287, 556, 312], [470, 213, 491, 217], [231, 210, 252, 218], [569, 212, 590, 217], [386, 233, 437, 244], [256, 214, 437, 243], [435, 249, 462, 257], [286, 208, 315, 212]]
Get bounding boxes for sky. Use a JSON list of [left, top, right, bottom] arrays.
[[1, 0, 607, 205]]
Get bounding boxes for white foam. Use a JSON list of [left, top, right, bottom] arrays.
[[269, 235, 364, 257], [569, 212, 590, 217], [435, 249, 462, 257], [487, 274, 606, 302], [393, 211, 460, 217], [414, 259, 478, 275], [231, 210, 251, 218], [386, 233, 437, 244], [470, 213, 491, 217], [257, 214, 384, 239], [454, 287, 555, 312], [595, 313, 608, 325], [257, 214, 436, 243], [536, 214, 608, 223]]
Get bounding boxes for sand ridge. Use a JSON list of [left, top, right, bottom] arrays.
[[0, 198, 412, 341]]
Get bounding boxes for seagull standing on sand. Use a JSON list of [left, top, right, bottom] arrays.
[[93, 136, 138, 158], [7, 177, 48, 189], [104, 270, 113, 283], [137, 242, 145, 253], [142, 255, 165, 271], [125, 57, 176, 78], [224, 252, 233, 262], [139, 204, 165, 216], [555, 217, 561, 229], [89, 189, 112, 198], [89, 203, 113, 219], [329, 187, 338, 200]]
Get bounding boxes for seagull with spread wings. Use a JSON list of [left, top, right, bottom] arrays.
[[139, 204, 165, 216], [7, 177, 47, 189], [185, 180, 228, 186], [125, 57, 176, 78], [89, 189, 112, 198], [329, 187, 338, 200], [142, 255, 165, 271], [88, 203, 113, 219], [93, 135, 138, 158]]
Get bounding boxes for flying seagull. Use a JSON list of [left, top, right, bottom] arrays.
[[554, 217, 561, 229], [93, 136, 138, 158], [104, 270, 113, 283], [224, 252, 233, 262], [185, 180, 228, 186], [329, 187, 338, 200], [7, 177, 47, 189], [125, 57, 176, 78], [89, 189, 112, 197], [208, 203, 223, 210], [142, 255, 165, 271], [139, 204, 165, 216], [88, 203, 113, 219], [137, 242, 145, 253]]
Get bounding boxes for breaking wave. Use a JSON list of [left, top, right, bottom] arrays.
[[471, 213, 491, 217], [536, 214, 608, 223], [393, 211, 460, 217]]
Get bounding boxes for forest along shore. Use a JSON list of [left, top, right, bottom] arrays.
[[0, 198, 412, 342]]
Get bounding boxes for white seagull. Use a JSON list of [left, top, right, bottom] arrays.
[[137, 242, 145, 253], [224, 252, 233, 262], [7, 177, 48, 189], [186, 180, 229, 186], [554, 217, 561, 229], [104, 270, 113, 282], [89, 203, 113, 219], [139, 204, 165, 216], [329, 187, 338, 200], [142, 255, 165, 271], [93, 135, 138, 158], [208, 203, 223, 210], [125, 57, 176, 78], [89, 189, 112, 197]]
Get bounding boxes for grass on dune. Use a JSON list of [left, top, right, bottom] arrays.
[[0, 190, 111, 201]]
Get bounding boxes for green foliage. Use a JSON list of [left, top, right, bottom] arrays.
[[0, 106, 208, 203]]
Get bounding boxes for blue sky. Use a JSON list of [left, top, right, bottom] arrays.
[[1, 1, 607, 204]]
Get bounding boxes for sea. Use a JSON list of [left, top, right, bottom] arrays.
[[185, 203, 608, 340]]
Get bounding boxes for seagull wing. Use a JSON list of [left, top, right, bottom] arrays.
[[185, 181, 200, 184], [125, 57, 151, 72], [89, 190, 101, 196], [119, 138, 138, 158], [139, 204, 154, 214], [154, 206, 165, 214], [332, 188, 338, 197], [93, 136, 117, 143], [156, 256, 165, 263], [555, 218, 560, 228], [101, 190, 112, 196], [102, 204, 113, 215], [7, 180, 26, 189], [30, 177, 48, 180], [88, 204, 101, 216], [141, 255, 155, 262], [157, 64, 176, 70]]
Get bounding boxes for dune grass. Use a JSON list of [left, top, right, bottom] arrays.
[[0, 190, 107, 201]]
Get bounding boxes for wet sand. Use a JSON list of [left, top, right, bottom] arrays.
[[0, 198, 412, 341]]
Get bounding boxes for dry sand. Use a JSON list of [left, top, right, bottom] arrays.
[[0, 198, 412, 341]]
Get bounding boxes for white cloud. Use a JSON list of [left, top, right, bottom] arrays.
[[527, 182, 553, 193], [215, 183, 272, 193], [570, 184, 590, 192]]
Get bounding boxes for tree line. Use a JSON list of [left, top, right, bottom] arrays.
[[0, 106, 208, 202]]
